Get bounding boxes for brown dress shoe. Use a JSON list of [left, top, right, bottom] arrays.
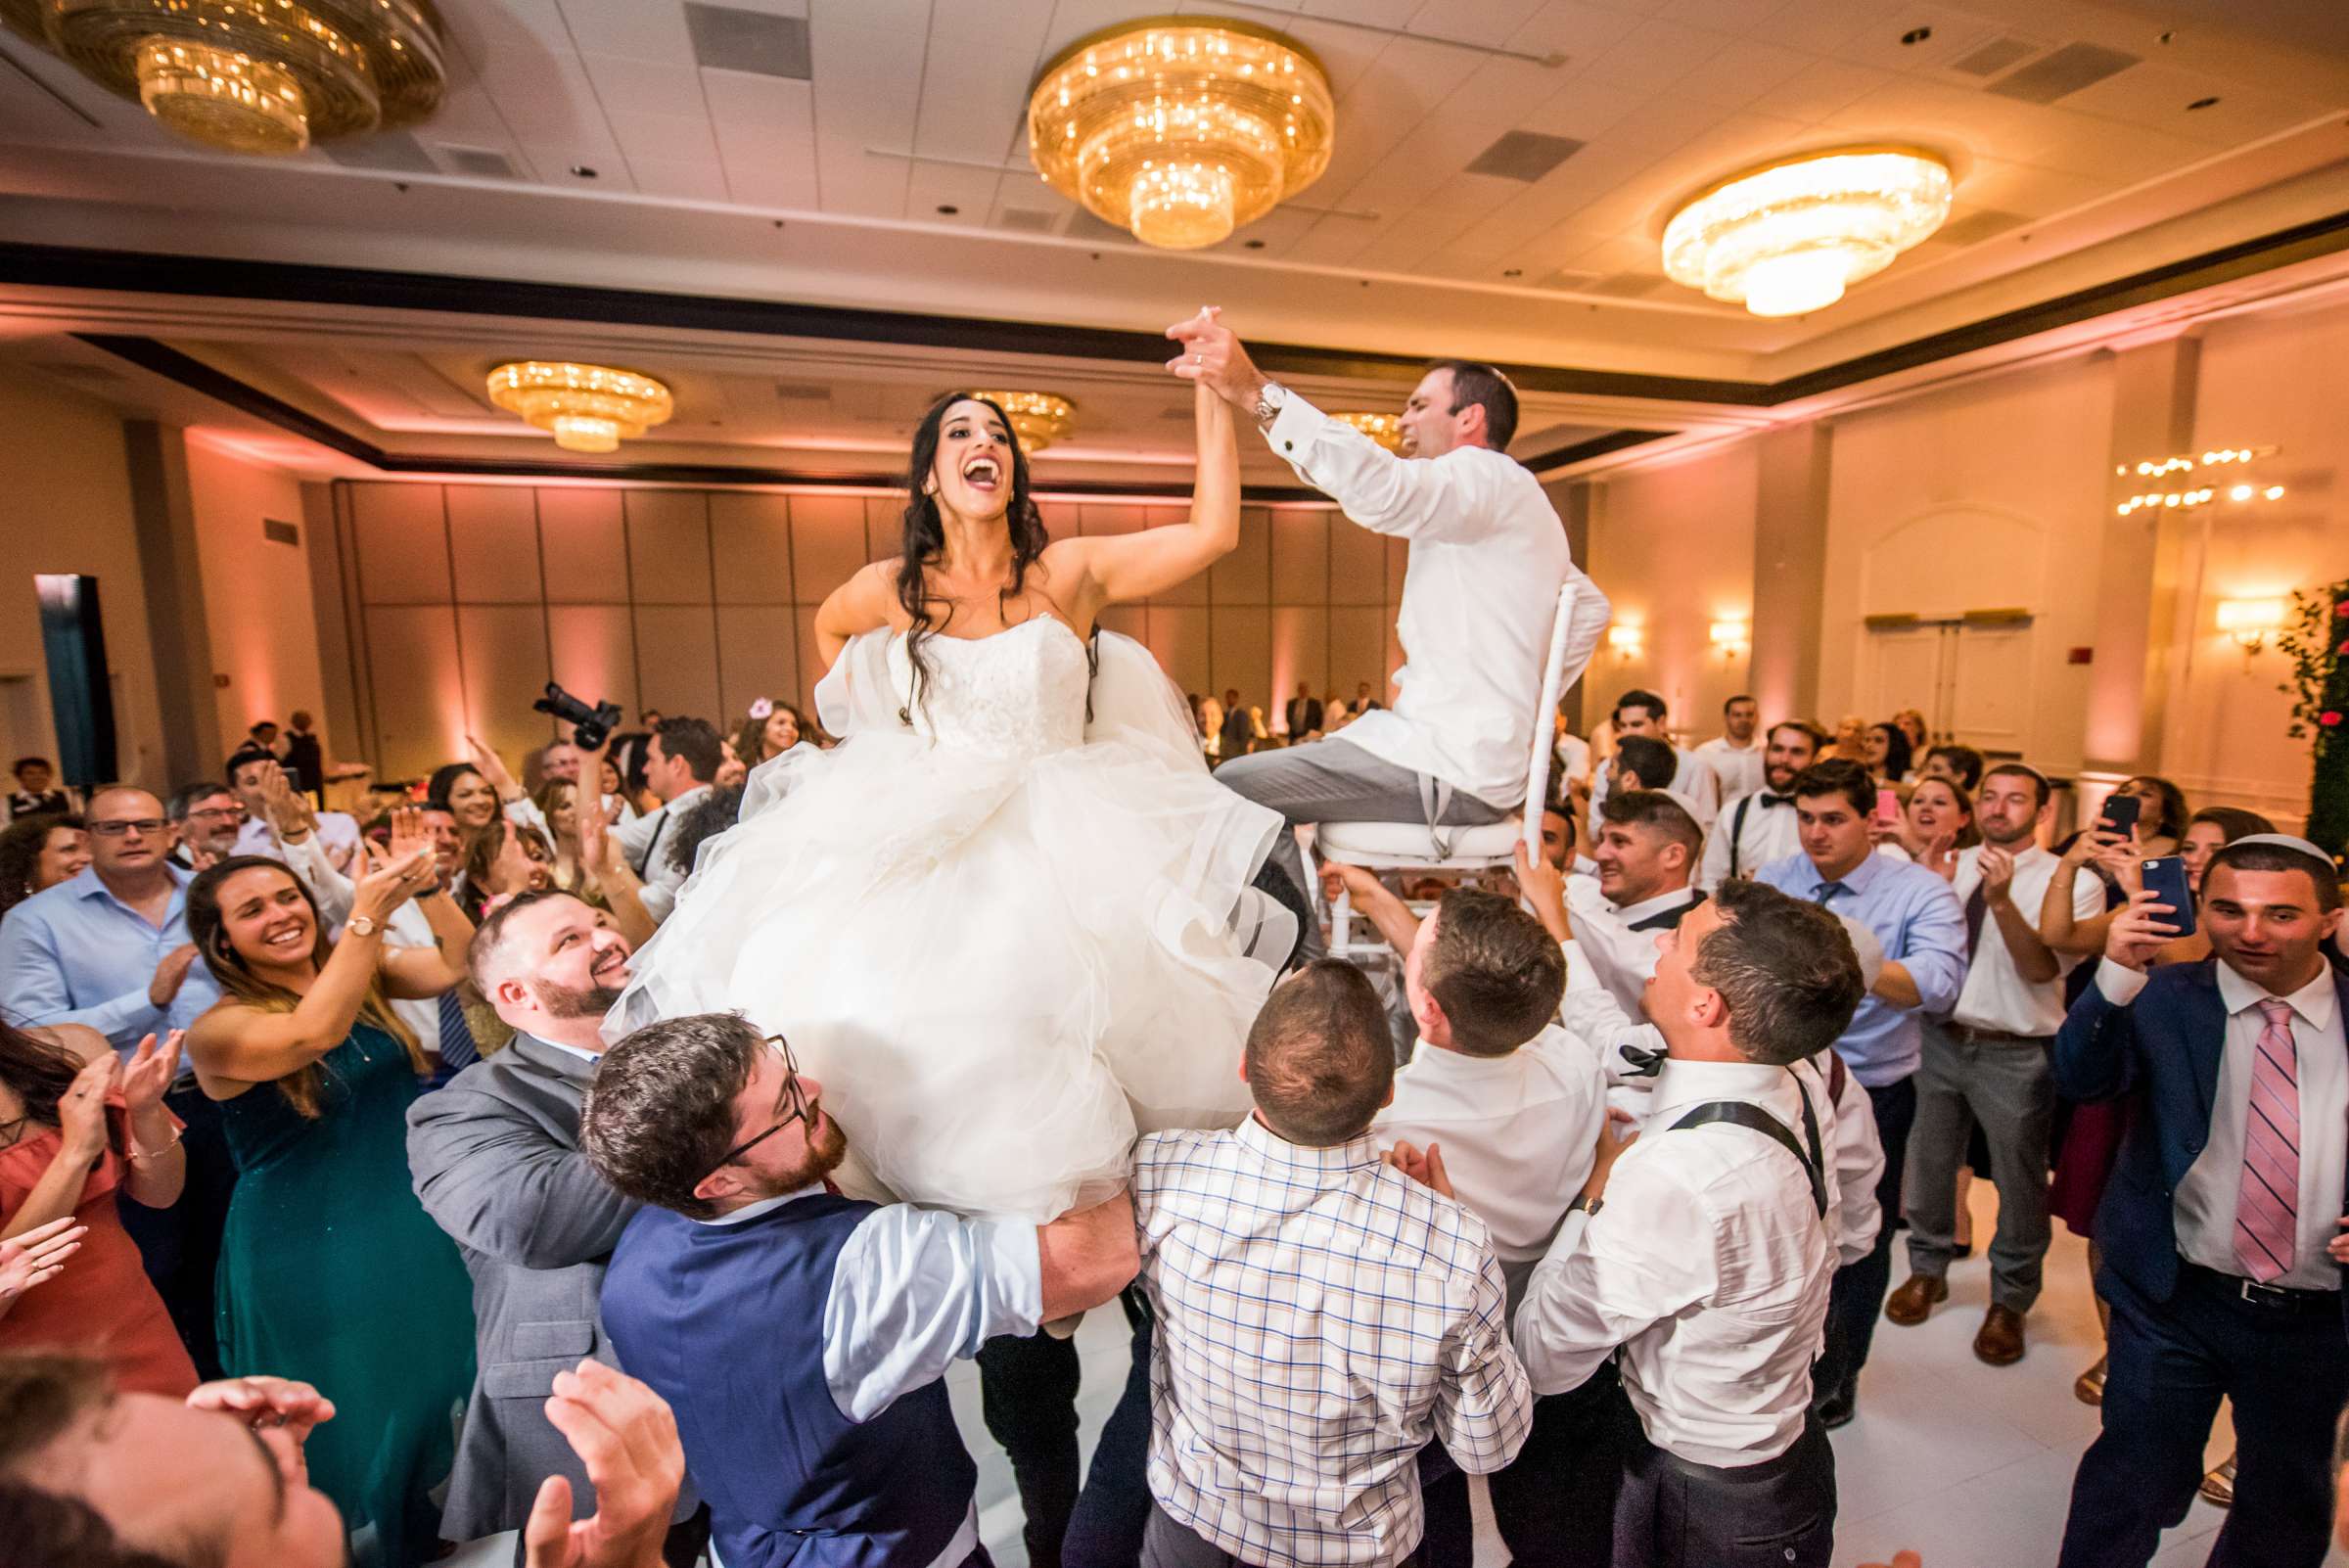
[[2074, 1356, 2106, 1405], [2200, 1453, 2236, 1507], [1974, 1304, 2027, 1365], [1884, 1272, 1948, 1325]]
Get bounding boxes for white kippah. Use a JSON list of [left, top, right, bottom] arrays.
[[2227, 832, 2332, 864]]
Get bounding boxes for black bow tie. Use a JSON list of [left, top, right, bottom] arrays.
[[1757, 792, 1792, 807], [1620, 1041, 1666, 1079]]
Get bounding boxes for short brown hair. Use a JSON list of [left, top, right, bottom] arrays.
[[581, 1012, 765, 1220], [2206, 841, 2342, 913], [1690, 881, 1865, 1066], [0, 1354, 110, 1476], [467, 887, 588, 993], [1598, 789, 1703, 862], [0, 1483, 183, 1568], [1790, 758, 1875, 818], [1244, 960, 1394, 1146], [1419, 888, 1566, 1056], [1766, 720, 1826, 755]]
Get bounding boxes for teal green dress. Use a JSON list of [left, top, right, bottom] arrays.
[[215, 1022, 477, 1568]]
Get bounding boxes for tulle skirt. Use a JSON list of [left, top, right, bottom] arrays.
[[611, 729, 1281, 1220]]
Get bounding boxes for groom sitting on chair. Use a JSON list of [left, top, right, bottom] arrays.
[[1167, 315, 1612, 956], [585, 1013, 1139, 1568]]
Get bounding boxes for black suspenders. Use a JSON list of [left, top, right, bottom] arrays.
[[1666, 1070, 1828, 1219], [1727, 793, 1755, 881]]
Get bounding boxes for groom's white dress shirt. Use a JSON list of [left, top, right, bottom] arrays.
[[1262, 394, 1611, 809]]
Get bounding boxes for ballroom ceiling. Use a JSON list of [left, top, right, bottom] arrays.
[[0, 0, 2343, 483]]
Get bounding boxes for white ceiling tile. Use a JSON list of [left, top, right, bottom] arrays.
[[910, 42, 1036, 159], [579, 54, 711, 116], [703, 66, 811, 128], [608, 110, 723, 162], [1669, 39, 1818, 110], [1819, 5, 2006, 73], [905, 161, 1005, 219], [1762, 0, 1902, 57], [2053, 60, 2328, 148], [555, 0, 698, 67], [1577, 18, 1737, 97], [1957, 154, 2108, 219], [2022, 112, 2216, 186], [1741, 56, 1892, 122], [722, 0, 809, 16], [517, 141, 631, 185], [1407, 0, 1549, 51], [1653, 0, 1798, 30], [631, 157, 735, 202], [709, 72, 817, 207], [1503, 1, 1645, 62], [1304, 0, 1419, 28], [1517, 78, 1652, 142], [806, 11, 921, 216]]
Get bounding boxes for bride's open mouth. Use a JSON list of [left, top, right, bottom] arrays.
[[961, 454, 1002, 494]]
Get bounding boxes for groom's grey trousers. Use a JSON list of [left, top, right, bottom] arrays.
[[1215, 739, 1509, 958]]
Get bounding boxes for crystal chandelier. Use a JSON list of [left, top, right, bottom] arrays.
[[0, 0, 447, 156], [487, 363, 675, 455], [972, 392, 1077, 454], [1662, 148, 1954, 317], [1331, 412, 1403, 453], [1027, 18, 1335, 251]]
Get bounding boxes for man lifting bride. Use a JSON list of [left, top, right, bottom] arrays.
[[611, 306, 1610, 1225]]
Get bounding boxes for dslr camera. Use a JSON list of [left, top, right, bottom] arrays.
[[533, 682, 623, 752]]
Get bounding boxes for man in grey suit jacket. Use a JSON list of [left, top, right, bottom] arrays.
[[408, 888, 699, 1560]]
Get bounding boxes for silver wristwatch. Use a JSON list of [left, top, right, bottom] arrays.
[[1253, 380, 1288, 428]]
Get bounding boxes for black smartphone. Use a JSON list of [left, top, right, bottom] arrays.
[[2140, 855, 2196, 940], [2098, 794, 2142, 837]]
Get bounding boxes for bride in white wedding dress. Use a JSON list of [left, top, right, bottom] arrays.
[[610, 314, 1288, 1220]]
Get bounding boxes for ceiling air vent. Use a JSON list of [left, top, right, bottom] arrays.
[[1588, 271, 1667, 299], [262, 519, 300, 547], [438, 145, 520, 178], [1936, 208, 2029, 247], [774, 382, 833, 400], [685, 3, 811, 79], [1537, 269, 1603, 293], [995, 208, 1060, 233], [1464, 131, 1585, 182], [1950, 35, 2042, 77], [1986, 41, 2139, 103], [320, 130, 439, 173]]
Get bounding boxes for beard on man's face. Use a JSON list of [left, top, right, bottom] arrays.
[[743, 1108, 850, 1201], [529, 976, 626, 1021]]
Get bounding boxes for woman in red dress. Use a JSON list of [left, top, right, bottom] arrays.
[[0, 1019, 196, 1395]]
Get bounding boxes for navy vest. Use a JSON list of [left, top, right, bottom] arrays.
[[601, 1192, 977, 1568]]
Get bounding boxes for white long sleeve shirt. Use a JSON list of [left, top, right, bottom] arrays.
[[1512, 1059, 1838, 1468], [1698, 787, 1804, 892], [1263, 395, 1610, 808]]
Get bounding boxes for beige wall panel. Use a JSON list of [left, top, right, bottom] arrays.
[[791, 494, 868, 600], [1081, 504, 1146, 536], [1330, 515, 1388, 607], [1095, 605, 1145, 644], [545, 606, 638, 719], [536, 489, 628, 603], [1039, 500, 1082, 544], [1210, 507, 1271, 606], [363, 604, 465, 779], [446, 486, 542, 603], [1269, 607, 1330, 731], [632, 607, 722, 721], [1145, 606, 1212, 698], [1330, 607, 1387, 701], [717, 605, 801, 718], [1211, 606, 1271, 706], [1146, 507, 1207, 605], [1270, 512, 1329, 605], [710, 492, 795, 605], [864, 497, 907, 564], [625, 491, 713, 604], [457, 606, 553, 762], [794, 613, 828, 716], [351, 484, 450, 604]]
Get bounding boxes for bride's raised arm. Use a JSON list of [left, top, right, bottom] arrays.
[[812, 558, 898, 674], [1059, 324, 1240, 613]]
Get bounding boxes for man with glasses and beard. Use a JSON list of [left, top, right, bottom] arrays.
[[585, 1012, 1139, 1568], [407, 888, 704, 1564]]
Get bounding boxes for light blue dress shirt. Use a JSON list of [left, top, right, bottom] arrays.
[[0, 865, 222, 1051], [695, 1186, 1041, 1421], [1753, 849, 1966, 1086]]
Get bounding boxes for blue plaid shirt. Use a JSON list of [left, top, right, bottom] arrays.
[[1132, 1116, 1530, 1568]]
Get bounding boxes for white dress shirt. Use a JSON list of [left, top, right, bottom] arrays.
[[1949, 844, 2099, 1038], [1133, 1116, 1530, 1568], [1512, 1058, 1836, 1468], [1693, 736, 1766, 802], [613, 783, 710, 920], [234, 809, 361, 864], [1263, 394, 1610, 809], [1372, 1026, 1607, 1307], [2096, 958, 2348, 1291], [1565, 877, 1697, 1020], [1698, 786, 1803, 892]]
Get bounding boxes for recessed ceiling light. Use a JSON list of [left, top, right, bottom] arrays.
[[2187, 96, 2220, 111], [1501, 267, 1522, 278], [570, 164, 597, 178], [1900, 25, 1932, 45], [1243, 238, 1266, 249], [936, 204, 959, 214]]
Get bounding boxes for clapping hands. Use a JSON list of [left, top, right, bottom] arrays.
[[524, 1360, 686, 1568], [0, 1217, 86, 1315]]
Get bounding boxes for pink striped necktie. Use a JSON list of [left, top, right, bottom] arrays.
[[2235, 997, 2301, 1283]]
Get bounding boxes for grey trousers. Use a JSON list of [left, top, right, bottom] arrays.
[[1214, 740, 1509, 959], [1903, 1017, 2056, 1312]]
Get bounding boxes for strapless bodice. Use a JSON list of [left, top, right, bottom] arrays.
[[896, 618, 1087, 757]]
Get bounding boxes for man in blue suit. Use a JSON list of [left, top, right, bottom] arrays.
[[2053, 834, 2349, 1568]]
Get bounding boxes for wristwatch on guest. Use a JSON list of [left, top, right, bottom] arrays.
[[345, 914, 379, 938], [1567, 1192, 1604, 1219], [1253, 380, 1289, 429]]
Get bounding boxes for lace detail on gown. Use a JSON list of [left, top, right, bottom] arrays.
[[904, 617, 1087, 757]]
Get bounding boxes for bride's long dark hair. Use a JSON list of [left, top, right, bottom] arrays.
[[893, 392, 1051, 717]]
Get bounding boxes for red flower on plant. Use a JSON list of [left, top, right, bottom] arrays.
[[2325, 713, 2344, 727], [2335, 602, 2349, 617]]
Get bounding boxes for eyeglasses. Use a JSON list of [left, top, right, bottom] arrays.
[[88, 818, 166, 838], [714, 1035, 818, 1169]]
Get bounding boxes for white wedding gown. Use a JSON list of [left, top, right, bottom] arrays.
[[609, 617, 1283, 1220]]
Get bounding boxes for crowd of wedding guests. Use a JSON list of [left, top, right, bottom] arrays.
[[0, 678, 2342, 1568]]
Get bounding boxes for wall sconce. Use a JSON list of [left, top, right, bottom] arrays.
[[2216, 596, 2287, 656], [1708, 619, 1750, 657], [1607, 623, 1643, 661]]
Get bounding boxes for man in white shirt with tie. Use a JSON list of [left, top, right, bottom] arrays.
[[1510, 879, 1867, 1568], [1169, 319, 1611, 956], [1693, 694, 1766, 803], [1700, 721, 1823, 892], [611, 717, 720, 923]]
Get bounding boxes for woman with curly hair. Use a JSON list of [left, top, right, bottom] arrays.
[[0, 813, 87, 925]]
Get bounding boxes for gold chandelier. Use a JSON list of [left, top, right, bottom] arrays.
[[0, 0, 447, 155], [1331, 412, 1403, 453], [1027, 17, 1335, 251], [972, 391, 1077, 454], [1662, 147, 1953, 317], [487, 363, 674, 455]]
